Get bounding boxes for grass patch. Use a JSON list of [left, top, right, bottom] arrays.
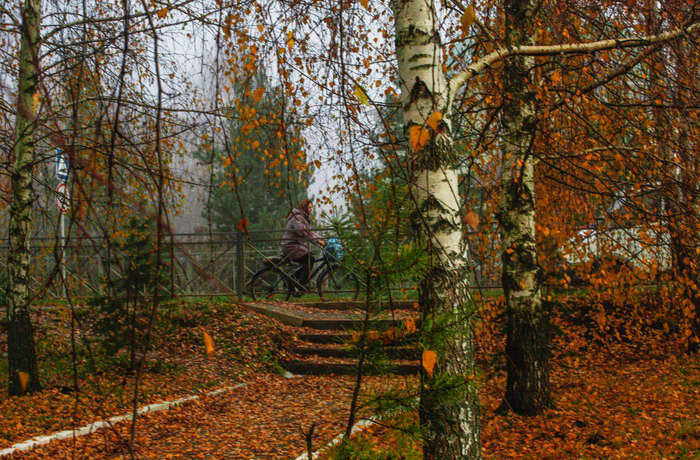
[[321, 412, 421, 460]]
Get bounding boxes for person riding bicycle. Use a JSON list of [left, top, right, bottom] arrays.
[[281, 199, 325, 294]]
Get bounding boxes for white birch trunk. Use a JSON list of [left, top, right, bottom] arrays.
[[7, 0, 43, 395], [392, 0, 480, 457], [499, 0, 551, 414]]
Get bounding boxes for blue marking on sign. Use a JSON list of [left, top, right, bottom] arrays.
[[56, 148, 69, 181]]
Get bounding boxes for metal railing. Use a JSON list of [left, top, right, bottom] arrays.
[[1, 227, 503, 300]]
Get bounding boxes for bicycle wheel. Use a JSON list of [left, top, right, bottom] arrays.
[[317, 264, 360, 301], [248, 266, 293, 301]]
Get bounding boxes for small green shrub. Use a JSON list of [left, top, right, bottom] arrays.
[[89, 216, 171, 371], [327, 430, 421, 460]]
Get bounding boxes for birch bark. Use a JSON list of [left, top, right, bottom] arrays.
[[7, 0, 43, 396], [388, 0, 697, 445], [391, 0, 480, 457], [499, 0, 551, 414]]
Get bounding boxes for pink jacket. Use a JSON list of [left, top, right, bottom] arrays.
[[281, 208, 322, 259]]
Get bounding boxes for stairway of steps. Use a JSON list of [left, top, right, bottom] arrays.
[[244, 300, 421, 375]]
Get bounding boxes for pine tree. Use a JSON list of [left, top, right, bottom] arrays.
[[198, 71, 311, 232]]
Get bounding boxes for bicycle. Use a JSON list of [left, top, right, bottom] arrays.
[[247, 241, 360, 301]]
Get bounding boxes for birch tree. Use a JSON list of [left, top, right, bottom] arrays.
[[389, 0, 699, 453], [391, 0, 480, 454], [1, 0, 223, 396], [499, 0, 551, 414], [7, 0, 42, 396]]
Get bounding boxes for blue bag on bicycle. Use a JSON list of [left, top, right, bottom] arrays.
[[325, 237, 343, 260]]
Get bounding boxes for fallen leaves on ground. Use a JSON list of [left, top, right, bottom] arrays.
[[318, 348, 699, 459], [479, 350, 699, 459], [3, 297, 698, 459], [7, 374, 385, 459], [0, 299, 290, 451]]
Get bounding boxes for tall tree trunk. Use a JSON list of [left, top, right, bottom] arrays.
[[499, 0, 551, 415], [7, 0, 43, 396], [648, 1, 700, 350], [669, 55, 700, 350], [391, 0, 480, 457]]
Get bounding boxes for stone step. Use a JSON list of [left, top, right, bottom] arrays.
[[244, 302, 418, 330], [293, 344, 420, 360], [282, 358, 420, 376], [301, 317, 418, 330], [296, 333, 351, 344], [295, 332, 418, 345]]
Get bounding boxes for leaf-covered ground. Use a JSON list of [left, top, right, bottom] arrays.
[[479, 349, 699, 458], [0, 299, 294, 452], [1, 297, 698, 458], [320, 295, 700, 459], [6, 374, 388, 459]]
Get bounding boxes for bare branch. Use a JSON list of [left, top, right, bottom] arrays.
[[449, 21, 700, 105]]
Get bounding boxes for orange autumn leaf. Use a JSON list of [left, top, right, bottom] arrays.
[[157, 8, 168, 18], [18, 372, 30, 393], [367, 330, 381, 342], [382, 326, 402, 344], [426, 111, 442, 132], [237, 217, 249, 235], [404, 317, 417, 334], [460, 3, 476, 36], [203, 332, 215, 357], [422, 350, 437, 378], [464, 210, 480, 230], [409, 125, 430, 152], [359, 0, 369, 9], [350, 330, 383, 344]]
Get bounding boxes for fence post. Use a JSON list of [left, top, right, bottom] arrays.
[[235, 231, 246, 298], [169, 233, 175, 298]]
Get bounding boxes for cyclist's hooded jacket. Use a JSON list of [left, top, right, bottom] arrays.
[[281, 208, 322, 260]]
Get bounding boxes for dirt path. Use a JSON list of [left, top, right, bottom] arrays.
[[5, 373, 395, 459]]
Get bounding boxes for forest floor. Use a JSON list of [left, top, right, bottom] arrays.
[[0, 297, 698, 459]]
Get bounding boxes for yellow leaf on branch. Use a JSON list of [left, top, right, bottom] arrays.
[[426, 111, 442, 131], [31, 92, 40, 112], [382, 326, 402, 343], [359, 0, 369, 10], [422, 350, 437, 378], [203, 332, 215, 357], [367, 330, 381, 342], [460, 3, 476, 37], [354, 85, 369, 105], [409, 125, 431, 152]]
